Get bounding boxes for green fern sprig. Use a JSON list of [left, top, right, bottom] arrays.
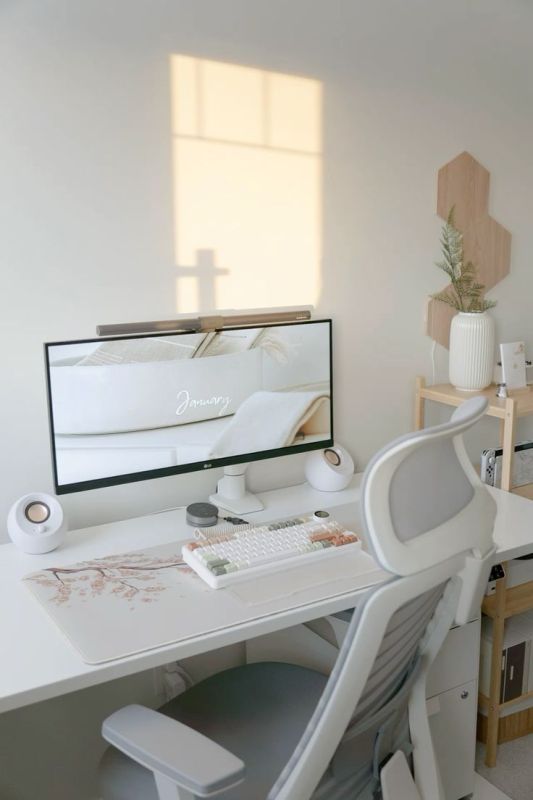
[[432, 207, 496, 312]]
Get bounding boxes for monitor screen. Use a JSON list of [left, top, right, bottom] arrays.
[[44, 319, 333, 493]]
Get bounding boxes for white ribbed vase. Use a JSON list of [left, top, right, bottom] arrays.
[[449, 311, 495, 391]]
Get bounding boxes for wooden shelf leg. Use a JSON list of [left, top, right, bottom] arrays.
[[414, 376, 426, 431], [484, 567, 507, 768], [501, 398, 517, 492]]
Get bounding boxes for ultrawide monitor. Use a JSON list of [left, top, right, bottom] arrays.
[[45, 319, 333, 494]]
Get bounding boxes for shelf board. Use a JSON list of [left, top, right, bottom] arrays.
[[500, 688, 533, 711], [482, 578, 533, 619], [512, 483, 533, 501], [420, 383, 533, 419], [479, 688, 533, 712]]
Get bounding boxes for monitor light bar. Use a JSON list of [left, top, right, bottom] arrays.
[[96, 310, 311, 337]]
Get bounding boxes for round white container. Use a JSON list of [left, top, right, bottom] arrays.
[[449, 311, 495, 391]]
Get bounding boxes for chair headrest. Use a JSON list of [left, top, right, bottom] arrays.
[[361, 397, 496, 576]]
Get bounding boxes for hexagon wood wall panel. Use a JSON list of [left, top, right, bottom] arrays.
[[427, 151, 511, 349]]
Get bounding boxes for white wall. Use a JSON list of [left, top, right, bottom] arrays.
[[2, 1, 533, 797], [2, 1, 533, 536]]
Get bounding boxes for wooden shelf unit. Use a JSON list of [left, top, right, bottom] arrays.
[[414, 376, 533, 768], [482, 579, 533, 620]]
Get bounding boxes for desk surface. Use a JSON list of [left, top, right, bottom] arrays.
[[0, 478, 380, 713], [1, 477, 531, 714]]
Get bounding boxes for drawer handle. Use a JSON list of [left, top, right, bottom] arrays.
[[461, 690, 469, 700]]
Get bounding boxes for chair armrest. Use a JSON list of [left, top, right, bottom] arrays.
[[102, 704, 245, 797]]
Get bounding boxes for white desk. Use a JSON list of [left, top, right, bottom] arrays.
[[0, 478, 381, 714], [1, 477, 530, 716]]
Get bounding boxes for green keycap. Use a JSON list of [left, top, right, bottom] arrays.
[[205, 557, 229, 568]]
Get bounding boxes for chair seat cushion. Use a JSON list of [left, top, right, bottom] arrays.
[[100, 662, 327, 800]]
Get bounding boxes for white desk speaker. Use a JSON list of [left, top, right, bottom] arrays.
[[7, 493, 66, 554], [304, 444, 355, 492]]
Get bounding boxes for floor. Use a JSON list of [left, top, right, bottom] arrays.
[[475, 735, 533, 800], [95, 774, 508, 800], [474, 773, 512, 800], [95, 773, 506, 800]]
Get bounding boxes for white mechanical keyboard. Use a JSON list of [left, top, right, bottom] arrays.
[[182, 514, 361, 589]]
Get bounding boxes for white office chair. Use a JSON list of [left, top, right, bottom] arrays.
[[99, 397, 496, 800]]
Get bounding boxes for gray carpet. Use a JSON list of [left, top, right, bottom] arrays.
[[476, 736, 533, 800]]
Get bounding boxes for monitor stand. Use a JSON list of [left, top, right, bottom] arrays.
[[209, 464, 264, 515]]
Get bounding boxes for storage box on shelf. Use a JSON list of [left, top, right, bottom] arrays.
[[414, 376, 533, 768]]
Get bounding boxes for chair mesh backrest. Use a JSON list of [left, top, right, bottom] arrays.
[[328, 582, 446, 787], [349, 585, 443, 725], [268, 580, 447, 799], [388, 437, 474, 542]]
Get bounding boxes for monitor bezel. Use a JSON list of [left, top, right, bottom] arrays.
[[44, 319, 334, 495]]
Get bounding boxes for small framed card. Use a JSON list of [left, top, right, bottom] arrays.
[[500, 341, 527, 390]]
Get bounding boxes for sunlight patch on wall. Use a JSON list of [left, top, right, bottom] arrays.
[[170, 55, 322, 313]]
